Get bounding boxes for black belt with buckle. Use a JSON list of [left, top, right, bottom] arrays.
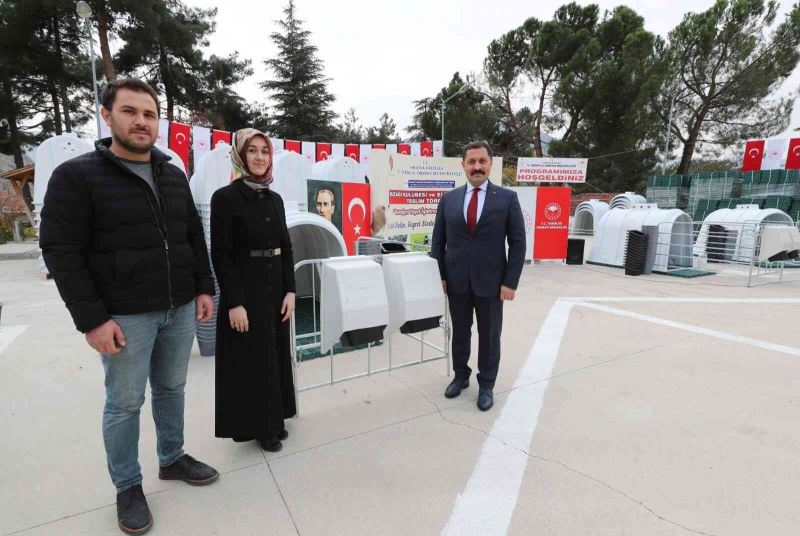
[[250, 248, 281, 258]]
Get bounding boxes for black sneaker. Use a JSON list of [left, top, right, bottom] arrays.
[[116, 484, 152, 535], [158, 454, 219, 486]]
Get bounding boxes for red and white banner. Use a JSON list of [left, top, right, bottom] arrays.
[[517, 157, 587, 183], [192, 126, 211, 163], [786, 138, 800, 170], [509, 187, 537, 262], [332, 143, 345, 158], [420, 141, 433, 157], [211, 129, 231, 148], [316, 142, 332, 162], [156, 119, 170, 147], [433, 140, 443, 157], [284, 139, 301, 153], [372, 144, 386, 150], [397, 143, 410, 155], [386, 143, 398, 154], [533, 187, 571, 261], [741, 139, 765, 172], [410, 142, 421, 156], [346, 144, 360, 162], [168, 121, 191, 170], [762, 137, 789, 170], [271, 137, 284, 153], [301, 141, 316, 164], [341, 182, 372, 255]]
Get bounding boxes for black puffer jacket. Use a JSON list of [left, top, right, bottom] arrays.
[[40, 139, 214, 333]]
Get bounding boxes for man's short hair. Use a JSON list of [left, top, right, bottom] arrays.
[[101, 77, 160, 112], [317, 189, 335, 202], [463, 141, 493, 160]]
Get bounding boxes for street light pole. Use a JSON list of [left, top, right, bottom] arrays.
[[440, 83, 470, 157], [76, 1, 102, 138]]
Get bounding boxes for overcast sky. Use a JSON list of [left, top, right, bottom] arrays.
[[186, 0, 799, 141]]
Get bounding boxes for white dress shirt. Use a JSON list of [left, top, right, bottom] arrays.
[[462, 180, 488, 224]]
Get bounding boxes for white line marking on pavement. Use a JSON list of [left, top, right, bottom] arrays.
[[577, 302, 800, 357], [569, 297, 800, 304], [442, 299, 574, 536], [0, 325, 28, 355]]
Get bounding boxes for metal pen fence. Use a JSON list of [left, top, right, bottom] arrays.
[[290, 237, 451, 414]]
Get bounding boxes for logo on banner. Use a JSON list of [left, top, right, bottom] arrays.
[[748, 146, 762, 160], [348, 197, 367, 236], [544, 202, 562, 221], [320, 150, 329, 159]]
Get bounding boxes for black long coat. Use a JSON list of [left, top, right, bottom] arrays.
[[210, 180, 297, 439]]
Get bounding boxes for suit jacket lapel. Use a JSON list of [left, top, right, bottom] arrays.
[[477, 181, 498, 231]]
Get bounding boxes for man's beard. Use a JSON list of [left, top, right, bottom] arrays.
[[114, 129, 155, 154]]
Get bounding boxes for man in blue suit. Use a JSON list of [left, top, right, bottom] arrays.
[[430, 141, 526, 411]]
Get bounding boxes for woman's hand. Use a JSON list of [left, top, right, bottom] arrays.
[[229, 306, 249, 333], [281, 292, 296, 322]]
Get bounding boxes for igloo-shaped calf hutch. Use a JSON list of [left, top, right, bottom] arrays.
[[609, 192, 646, 210], [587, 205, 693, 272], [572, 200, 609, 236], [312, 156, 364, 183], [694, 205, 794, 264], [272, 151, 311, 211], [286, 209, 348, 298], [33, 134, 94, 206]]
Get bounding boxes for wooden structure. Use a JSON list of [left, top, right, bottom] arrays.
[[0, 165, 35, 225]]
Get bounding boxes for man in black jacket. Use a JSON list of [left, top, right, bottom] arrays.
[[40, 78, 218, 535]]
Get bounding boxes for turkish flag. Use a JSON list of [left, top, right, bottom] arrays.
[[285, 139, 301, 153], [345, 144, 360, 162], [341, 182, 371, 255], [398, 143, 411, 155], [785, 138, 800, 170], [169, 121, 191, 170], [420, 141, 433, 157], [211, 129, 231, 148], [372, 144, 386, 150], [316, 142, 332, 162], [741, 139, 765, 172]]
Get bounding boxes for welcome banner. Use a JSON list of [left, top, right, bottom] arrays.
[[368, 151, 502, 244]]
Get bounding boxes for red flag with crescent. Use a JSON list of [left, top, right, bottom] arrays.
[[211, 130, 231, 148], [345, 144, 360, 162], [169, 121, 191, 170], [372, 144, 386, 150], [741, 139, 765, 172], [341, 182, 371, 255], [285, 140, 301, 153], [786, 138, 800, 170], [420, 141, 433, 156], [398, 143, 411, 155], [316, 142, 332, 162]]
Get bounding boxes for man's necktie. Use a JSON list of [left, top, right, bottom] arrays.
[[467, 187, 479, 233]]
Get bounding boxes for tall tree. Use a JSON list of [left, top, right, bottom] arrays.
[[483, 3, 598, 156], [262, 0, 336, 139], [365, 113, 401, 144], [549, 6, 665, 193], [334, 108, 365, 144], [407, 72, 530, 158], [664, 0, 800, 174], [115, 2, 217, 120]]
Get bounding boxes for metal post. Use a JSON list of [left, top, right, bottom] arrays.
[[85, 19, 102, 139], [662, 94, 676, 174], [441, 101, 445, 157]]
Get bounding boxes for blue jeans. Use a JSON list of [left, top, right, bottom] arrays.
[[101, 301, 195, 492]]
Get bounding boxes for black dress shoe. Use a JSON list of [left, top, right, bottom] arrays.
[[477, 388, 494, 411], [445, 377, 469, 399], [158, 454, 219, 486], [258, 437, 283, 452], [116, 484, 152, 535], [278, 429, 289, 441]]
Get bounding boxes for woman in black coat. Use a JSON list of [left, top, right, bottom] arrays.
[[210, 128, 296, 452]]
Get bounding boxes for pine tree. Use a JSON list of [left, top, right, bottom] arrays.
[[262, 0, 336, 139]]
